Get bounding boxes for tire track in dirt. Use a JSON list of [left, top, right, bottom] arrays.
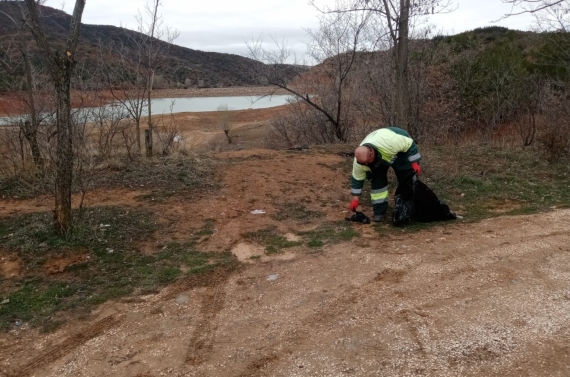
[[236, 268, 409, 377], [160, 266, 237, 366], [3, 315, 123, 377], [399, 308, 430, 358], [185, 283, 227, 365], [163, 266, 239, 300]]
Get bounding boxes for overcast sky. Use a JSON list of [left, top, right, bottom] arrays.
[[45, 0, 536, 59]]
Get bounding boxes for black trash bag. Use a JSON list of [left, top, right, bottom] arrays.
[[345, 211, 371, 224], [414, 180, 457, 222], [392, 175, 417, 226], [392, 174, 456, 226]]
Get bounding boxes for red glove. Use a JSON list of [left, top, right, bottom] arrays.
[[411, 162, 421, 175], [349, 198, 359, 212]]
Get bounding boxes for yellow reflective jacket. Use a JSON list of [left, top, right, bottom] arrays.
[[351, 127, 421, 195]]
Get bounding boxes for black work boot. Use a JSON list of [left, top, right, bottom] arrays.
[[373, 214, 384, 223]]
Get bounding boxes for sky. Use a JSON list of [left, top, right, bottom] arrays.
[[44, 0, 536, 59]]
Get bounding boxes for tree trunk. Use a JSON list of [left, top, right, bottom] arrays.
[[54, 78, 74, 235], [146, 70, 154, 158], [395, 0, 410, 131], [135, 119, 142, 153], [21, 48, 42, 165], [23, 0, 86, 235]]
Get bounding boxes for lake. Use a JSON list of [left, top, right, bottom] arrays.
[[148, 95, 293, 114], [0, 95, 294, 125]]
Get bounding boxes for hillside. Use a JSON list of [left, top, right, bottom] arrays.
[[0, 2, 302, 89]]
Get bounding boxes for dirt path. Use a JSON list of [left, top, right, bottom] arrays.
[[1, 150, 570, 377]]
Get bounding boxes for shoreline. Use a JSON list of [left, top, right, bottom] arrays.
[[150, 86, 291, 98], [0, 86, 292, 117]]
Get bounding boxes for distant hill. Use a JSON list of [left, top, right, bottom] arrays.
[[0, 2, 303, 89]]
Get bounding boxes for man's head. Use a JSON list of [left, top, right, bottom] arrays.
[[355, 145, 375, 165]]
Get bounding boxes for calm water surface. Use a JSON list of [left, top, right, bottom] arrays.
[[0, 95, 294, 125], [149, 95, 293, 114]]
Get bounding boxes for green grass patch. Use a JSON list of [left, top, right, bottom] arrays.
[[243, 227, 302, 254], [307, 239, 324, 248], [300, 221, 359, 248], [0, 207, 237, 332], [194, 219, 217, 237], [425, 145, 570, 221]]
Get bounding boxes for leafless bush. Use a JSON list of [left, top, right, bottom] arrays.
[[264, 99, 340, 148], [120, 126, 139, 161], [86, 104, 131, 158], [0, 123, 57, 198], [207, 134, 227, 152], [154, 111, 185, 155], [538, 87, 570, 162], [0, 126, 27, 175]]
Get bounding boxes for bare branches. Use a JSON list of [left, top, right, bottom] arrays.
[[501, 0, 569, 30], [247, 8, 373, 142], [502, 0, 566, 15], [310, 0, 454, 21]]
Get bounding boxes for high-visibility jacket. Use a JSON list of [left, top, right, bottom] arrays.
[[351, 127, 421, 197]]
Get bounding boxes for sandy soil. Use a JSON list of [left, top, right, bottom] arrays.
[[168, 105, 289, 152], [1, 148, 570, 377]]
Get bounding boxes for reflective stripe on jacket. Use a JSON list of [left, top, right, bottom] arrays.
[[351, 127, 421, 196]]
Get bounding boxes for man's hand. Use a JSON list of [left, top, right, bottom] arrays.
[[349, 198, 359, 212], [411, 162, 421, 175]]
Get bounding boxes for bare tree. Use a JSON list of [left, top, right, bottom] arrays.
[[136, 0, 179, 157], [0, 4, 48, 166], [17, 0, 86, 235], [248, 9, 371, 142], [310, 0, 453, 134], [99, 0, 178, 157], [100, 41, 148, 155], [216, 104, 234, 144]]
